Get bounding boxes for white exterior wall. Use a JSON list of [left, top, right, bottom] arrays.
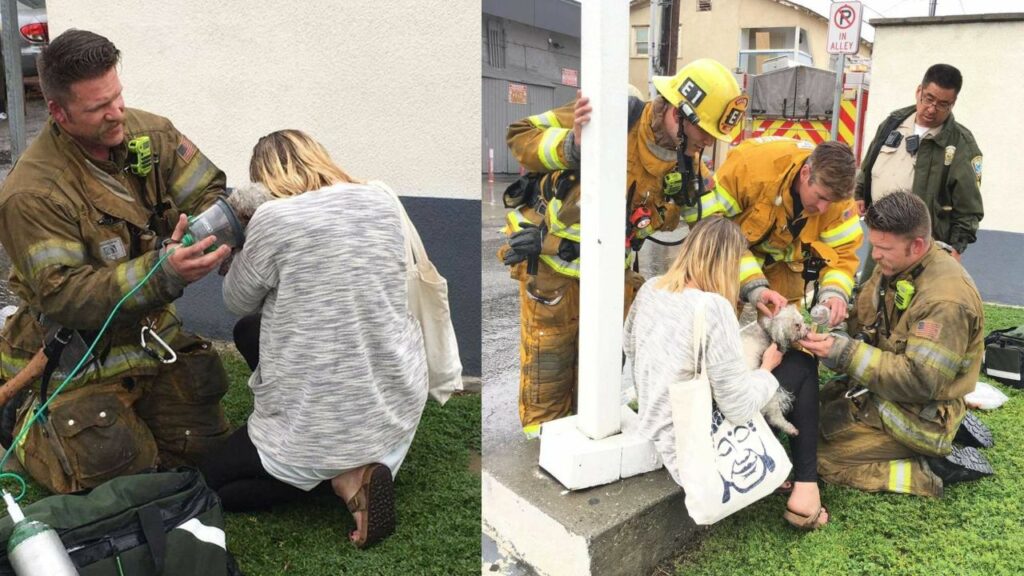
[[46, 1, 479, 200], [866, 18, 1024, 233]]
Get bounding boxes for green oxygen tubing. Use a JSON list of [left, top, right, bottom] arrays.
[[0, 248, 175, 501]]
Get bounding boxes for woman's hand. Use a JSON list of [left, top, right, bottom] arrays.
[[760, 343, 783, 372]]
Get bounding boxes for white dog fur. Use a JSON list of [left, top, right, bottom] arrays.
[[739, 304, 809, 436]]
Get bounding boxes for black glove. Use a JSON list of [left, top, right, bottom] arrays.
[[503, 224, 543, 266], [558, 238, 580, 262]]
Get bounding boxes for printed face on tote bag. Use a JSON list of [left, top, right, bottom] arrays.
[[711, 408, 777, 503]]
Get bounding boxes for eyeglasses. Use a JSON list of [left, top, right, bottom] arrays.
[[920, 92, 954, 113]]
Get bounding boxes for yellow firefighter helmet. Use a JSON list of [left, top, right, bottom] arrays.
[[652, 58, 748, 142]]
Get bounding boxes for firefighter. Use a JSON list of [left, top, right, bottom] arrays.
[[856, 64, 983, 279], [684, 138, 862, 327], [801, 192, 992, 497], [0, 30, 231, 493], [499, 58, 747, 436]]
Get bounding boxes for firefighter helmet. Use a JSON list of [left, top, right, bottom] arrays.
[[653, 59, 748, 142]]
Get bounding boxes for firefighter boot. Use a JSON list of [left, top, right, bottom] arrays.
[[953, 411, 994, 449], [925, 445, 994, 485]]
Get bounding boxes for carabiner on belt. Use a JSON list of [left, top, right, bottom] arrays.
[[140, 326, 177, 364], [844, 385, 869, 399]]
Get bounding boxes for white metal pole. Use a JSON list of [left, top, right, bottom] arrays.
[[830, 53, 845, 141], [577, 0, 627, 441]]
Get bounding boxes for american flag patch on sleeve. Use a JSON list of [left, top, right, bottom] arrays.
[[913, 320, 942, 340], [176, 136, 198, 162]]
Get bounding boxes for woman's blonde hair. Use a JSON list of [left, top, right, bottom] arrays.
[[655, 215, 746, 304], [249, 129, 362, 198]]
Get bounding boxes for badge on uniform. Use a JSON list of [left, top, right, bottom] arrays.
[[99, 237, 127, 261], [944, 145, 956, 167], [884, 130, 903, 148]]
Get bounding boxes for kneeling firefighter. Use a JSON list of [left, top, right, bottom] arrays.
[[0, 140, 252, 495], [498, 58, 748, 436]]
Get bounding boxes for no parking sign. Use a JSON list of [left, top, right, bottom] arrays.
[[827, 2, 863, 55]]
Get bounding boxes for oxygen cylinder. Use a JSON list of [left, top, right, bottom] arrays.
[[4, 492, 78, 576], [809, 304, 831, 334]]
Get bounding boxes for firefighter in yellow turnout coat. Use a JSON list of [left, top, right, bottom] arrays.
[[0, 30, 232, 493], [687, 137, 863, 318], [801, 192, 990, 497], [500, 59, 748, 435]]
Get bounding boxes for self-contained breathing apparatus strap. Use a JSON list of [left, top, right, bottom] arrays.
[[37, 327, 76, 418], [875, 262, 926, 339], [127, 135, 173, 239]]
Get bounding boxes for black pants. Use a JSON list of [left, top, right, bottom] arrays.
[[198, 423, 309, 512], [200, 313, 304, 511], [772, 350, 820, 483], [233, 314, 262, 372]]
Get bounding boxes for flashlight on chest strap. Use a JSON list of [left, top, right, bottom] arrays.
[[127, 136, 153, 178], [894, 279, 915, 311]]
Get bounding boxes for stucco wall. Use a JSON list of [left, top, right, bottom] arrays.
[[866, 17, 1023, 233], [45, 0, 479, 200]]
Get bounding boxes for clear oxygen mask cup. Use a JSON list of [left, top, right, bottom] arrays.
[[181, 198, 245, 252]]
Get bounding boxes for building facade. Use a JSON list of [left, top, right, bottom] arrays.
[[483, 0, 581, 175], [629, 0, 872, 95]]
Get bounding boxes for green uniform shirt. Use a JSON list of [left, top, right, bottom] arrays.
[[857, 105, 984, 254]]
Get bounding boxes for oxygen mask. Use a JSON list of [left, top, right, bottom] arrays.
[[181, 198, 245, 251]]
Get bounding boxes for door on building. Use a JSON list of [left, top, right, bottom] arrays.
[[482, 78, 557, 175]]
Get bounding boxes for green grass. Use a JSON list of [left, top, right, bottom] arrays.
[[11, 349, 481, 576], [670, 304, 1024, 576]]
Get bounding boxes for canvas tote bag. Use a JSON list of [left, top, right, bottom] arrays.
[[668, 295, 791, 525], [371, 181, 463, 405]]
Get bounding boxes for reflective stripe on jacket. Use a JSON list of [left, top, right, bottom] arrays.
[[685, 137, 861, 303], [0, 109, 226, 387], [839, 244, 984, 456]]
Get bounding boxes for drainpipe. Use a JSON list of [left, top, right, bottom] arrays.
[[648, 0, 678, 96]]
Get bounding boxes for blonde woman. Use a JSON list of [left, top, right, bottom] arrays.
[[200, 130, 428, 548], [623, 215, 829, 529]]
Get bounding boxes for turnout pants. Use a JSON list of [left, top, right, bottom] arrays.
[[516, 267, 644, 436], [16, 333, 231, 494], [817, 379, 944, 497]]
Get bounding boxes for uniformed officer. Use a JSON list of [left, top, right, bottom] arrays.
[[856, 64, 983, 278], [0, 30, 232, 493], [801, 192, 992, 497]]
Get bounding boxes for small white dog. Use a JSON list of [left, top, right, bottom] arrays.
[[739, 304, 809, 436]]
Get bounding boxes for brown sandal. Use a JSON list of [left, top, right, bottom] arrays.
[[783, 505, 829, 531], [345, 463, 396, 548], [774, 479, 794, 495]]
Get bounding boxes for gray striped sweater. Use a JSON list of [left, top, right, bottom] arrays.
[[623, 281, 778, 485], [223, 183, 428, 469]]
